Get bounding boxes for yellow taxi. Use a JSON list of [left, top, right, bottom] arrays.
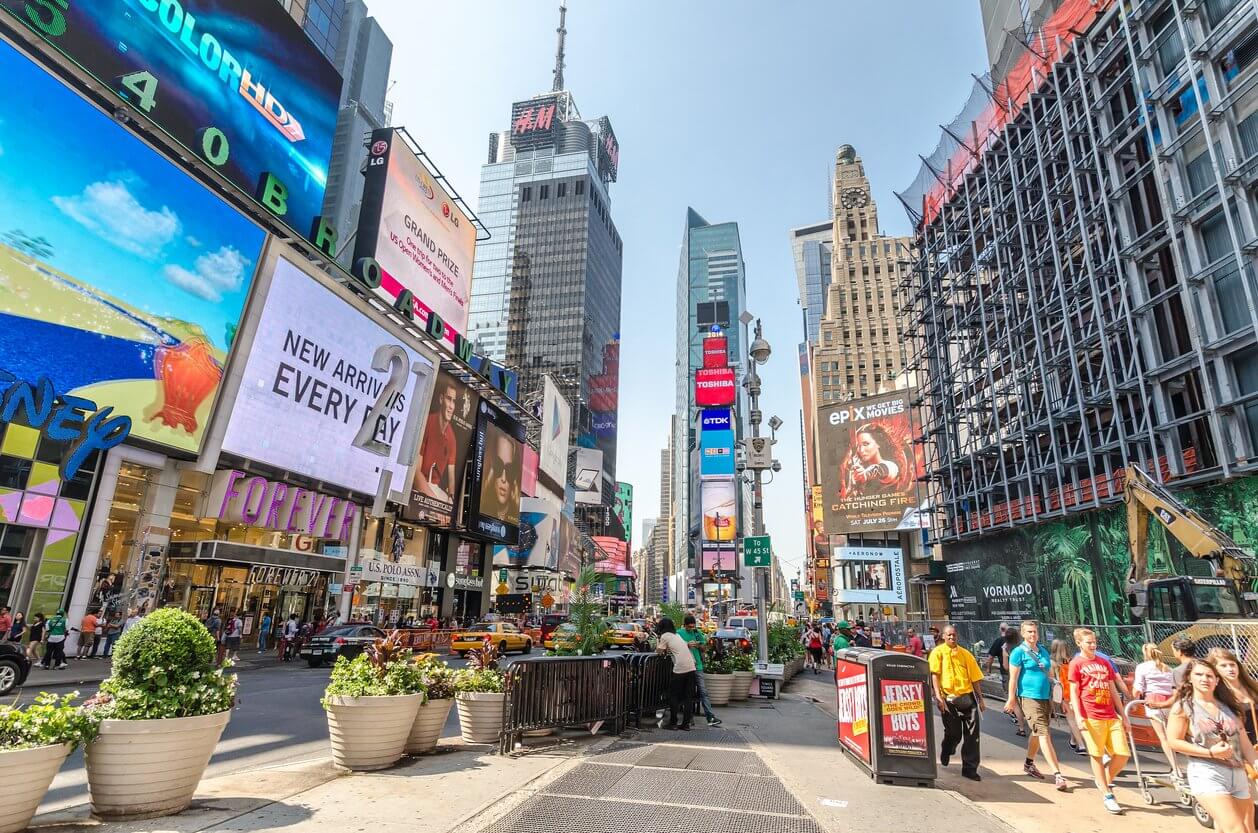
[[700, 619, 718, 634], [544, 623, 579, 651], [604, 622, 647, 648], [450, 622, 533, 656]]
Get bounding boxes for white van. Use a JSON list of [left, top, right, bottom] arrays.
[[726, 616, 759, 632]]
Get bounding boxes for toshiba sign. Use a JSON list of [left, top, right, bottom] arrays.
[[703, 336, 728, 369], [695, 367, 736, 407]]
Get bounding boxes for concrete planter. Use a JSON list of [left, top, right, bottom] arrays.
[[731, 671, 755, 701], [456, 691, 505, 744], [405, 698, 453, 755], [86, 710, 230, 820], [326, 693, 422, 772], [0, 743, 71, 833], [704, 672, 734, 706]]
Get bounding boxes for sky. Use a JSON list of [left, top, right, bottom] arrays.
[[371, 0, 990, 581]]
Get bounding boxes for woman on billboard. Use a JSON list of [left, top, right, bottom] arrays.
[[842, 423, 907, 497]]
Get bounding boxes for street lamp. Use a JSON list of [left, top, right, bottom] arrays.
[[740, 317, 778, 664]]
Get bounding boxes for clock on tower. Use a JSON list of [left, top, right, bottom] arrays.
[[841, 187, 869, 210]]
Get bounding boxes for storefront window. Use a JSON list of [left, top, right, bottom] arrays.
[[352, 516, 439, 626]]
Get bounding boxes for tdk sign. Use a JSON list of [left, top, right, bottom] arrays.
[[701, 408, 732, 431]]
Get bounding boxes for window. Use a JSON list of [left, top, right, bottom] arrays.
[[575, 180, 585, 195], [557, 182, 566, 197], [521, 187, 531, 202]]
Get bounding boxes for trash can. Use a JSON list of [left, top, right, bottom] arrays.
[[834, 647, 937, 787]]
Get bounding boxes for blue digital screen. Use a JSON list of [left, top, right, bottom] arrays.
[[701, 408, 732, 431], [700, 429, 735, 476], [1, 0, 342, 238]]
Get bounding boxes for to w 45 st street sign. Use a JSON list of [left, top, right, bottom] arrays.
[[743, 535, 772, 568]]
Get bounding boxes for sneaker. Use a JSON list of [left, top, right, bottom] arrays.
[[940, 751, 951, 767], [707, 717, 722, 726], [1023, 761, 1044, 779], [57, 663, 67, 669], [1054, 773, 1068, 791], [1102, 794, 1122, 815], [962, 771, 982, 781], [1074, 744, 1088, 756]]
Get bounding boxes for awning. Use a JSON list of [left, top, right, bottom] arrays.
[[167, 540, 346, 574]]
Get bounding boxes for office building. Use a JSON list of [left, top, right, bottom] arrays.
[[791, 221, 834, 348], [278, 0, 346, 64], [899, 0, 1258, 627]]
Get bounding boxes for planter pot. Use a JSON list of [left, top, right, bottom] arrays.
[[405, 698, 453, 755], [731, 671, 755, 701], [326, 693, 423, 772], [0, 743, 71, 833], [86, 710, 231, 821], [704, 673, 735, 706], [456, 691, 505, 744]]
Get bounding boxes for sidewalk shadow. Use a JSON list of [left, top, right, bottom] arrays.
[[34, 796, 315, 832]]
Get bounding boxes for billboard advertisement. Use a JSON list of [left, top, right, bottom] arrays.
[[817, 390, 921, 533], [700, 429, 735, 477], [522, 444, 539, 497], [702, 335, 728, 369], [700, 408, 732, 432], [695, 367, 735, 407], [596, 116, 620, 182], [834, 545, 906, 605], [539, 375, 571, 488], [3, 0, 342, 241], [614, 482, 633, 546], [836, 660, 871, 764], [492, 496, 559, 569], [880, 680, 928, 757], [406, 372, 479, 526], [222, 255, 436, 496], [510, 94, 561, 148], [701, 478, 737, 542], [0, 37, 265, 454], [557, 512, 580, 577], [700, 543, 737, 574], [355, 129, 477, 336], [574, 447, 603, 505], [467, 401, 525, 543]]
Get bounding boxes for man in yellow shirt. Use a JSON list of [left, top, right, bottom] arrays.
[[928, 625, 986, 781]]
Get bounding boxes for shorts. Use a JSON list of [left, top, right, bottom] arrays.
[[808, 647, 823, 662], [1081, 717, 1131, 758], [1187, 760, 1251, 800], [1021, 698, 1052, 736], [226, 637, 241, 650]]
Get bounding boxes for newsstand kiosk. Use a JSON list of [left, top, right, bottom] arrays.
[[834, 647, 937, 787]]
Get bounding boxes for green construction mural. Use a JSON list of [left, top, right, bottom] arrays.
[[944, 474, 1258, 626]]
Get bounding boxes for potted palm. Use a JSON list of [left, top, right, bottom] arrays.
[[454, 643, 506, 744], [323, 631, 425, 771], [405, 654, 456, 755], [85, 608, 236, 820], [703, 652, 735, 706], [729, 652, 755, 701], [0, 693, 96, 833]]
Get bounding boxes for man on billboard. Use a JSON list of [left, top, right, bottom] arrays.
[[416, 377, 459, 501], [479, 427, 521, 527]]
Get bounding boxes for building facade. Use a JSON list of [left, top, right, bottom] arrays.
[[899, 0, 1258, 627], [791, 221, 834, 348], [278, 0, 346, 64]]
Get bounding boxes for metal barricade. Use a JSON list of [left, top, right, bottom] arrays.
[[623, 653, 670, 728], [1146, 619, 1258, 672], [499, 655, 628, 754], [392, 629, 455, 654]]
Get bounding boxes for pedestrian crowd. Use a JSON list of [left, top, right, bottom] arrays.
[[2, 604, 142, 669]]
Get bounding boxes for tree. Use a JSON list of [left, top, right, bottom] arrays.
[[3, 228, 53, 261]]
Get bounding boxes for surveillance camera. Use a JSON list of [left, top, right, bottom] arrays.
[[769, 415, 783, 432], [772, 461, 782, 473], [113, 107, 131, 125]]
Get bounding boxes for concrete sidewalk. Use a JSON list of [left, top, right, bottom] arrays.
[[23, 652, 282, 690]]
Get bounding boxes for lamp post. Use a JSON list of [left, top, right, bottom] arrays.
[[742, 317, 779, 663]]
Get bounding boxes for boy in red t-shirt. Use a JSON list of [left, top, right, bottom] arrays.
[[1069, 629, 1130, 815]]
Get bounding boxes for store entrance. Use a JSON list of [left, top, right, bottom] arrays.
[[277, 591, 310, 626], [0, 559, 21, 610]]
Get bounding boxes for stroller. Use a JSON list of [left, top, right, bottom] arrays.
[[1124, 699, 1211, 827]]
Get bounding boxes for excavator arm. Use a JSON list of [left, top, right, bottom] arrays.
[[1124, 465, 1255, 586]]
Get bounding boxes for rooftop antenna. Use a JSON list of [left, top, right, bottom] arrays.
[[552, 0, 567, 92]]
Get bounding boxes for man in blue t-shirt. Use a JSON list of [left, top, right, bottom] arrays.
[[1006, 621, 1067, 790]]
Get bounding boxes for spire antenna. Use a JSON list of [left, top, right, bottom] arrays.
[[552, 1, 567, 92]]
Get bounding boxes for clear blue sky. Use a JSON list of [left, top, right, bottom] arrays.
[[372, 0, 989, 580]]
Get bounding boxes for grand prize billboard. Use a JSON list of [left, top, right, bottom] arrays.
[[406, 372, 479, 526], [0, 35, 265, 454], [539, 375, 571, 489], [355, 128, 477, 337], [2, 0, 342, 241], [701, 478, 737, 542], [221, 255, 436, 496], [467, 401, 525, 543], [817, 390, 921, 533]]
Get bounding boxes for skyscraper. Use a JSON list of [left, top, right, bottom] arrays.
[[277, 0, 346, 64], [469, 4, 624, 513], [791, 221, 833, 348]]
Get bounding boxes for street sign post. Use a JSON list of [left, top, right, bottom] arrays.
[[743, 535, 772, 568]]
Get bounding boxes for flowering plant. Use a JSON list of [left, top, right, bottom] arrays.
[[454, 667, 505, 694], [413, 653, 457, 700], [322, 634, 428, 708], [0, 692, 98, 750]]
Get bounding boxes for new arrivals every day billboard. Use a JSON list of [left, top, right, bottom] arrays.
[[817, 390, 921, 534], [0, 35, 265, 454], [2, 0, 343, 241]]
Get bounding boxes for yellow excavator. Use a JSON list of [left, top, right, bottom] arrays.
[[1125, 465, 1258, 620]]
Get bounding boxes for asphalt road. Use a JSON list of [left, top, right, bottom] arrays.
[[30, 651, 533, 816]]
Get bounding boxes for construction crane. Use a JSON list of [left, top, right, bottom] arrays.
[[1124, 465, 1258, 620]]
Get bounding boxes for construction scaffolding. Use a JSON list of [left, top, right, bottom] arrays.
[[898, 0, 1258, 543]]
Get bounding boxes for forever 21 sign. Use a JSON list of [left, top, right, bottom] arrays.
[[247, 565, 320, 588]]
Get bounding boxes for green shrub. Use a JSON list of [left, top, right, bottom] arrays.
[[454, 667, 504, 694], [0, 692, 98, 750], [414, 654, 457, 699], [97, 609, 235, 720]]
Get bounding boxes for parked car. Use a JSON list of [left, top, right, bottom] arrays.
[[604, 622, 647, 649], [726, 616, 759, 633], [544, 623, 579, 651], [451, 622, 532, 656], [299, 624, 385, 668], [0, 641, 31, 694], [714, 627, 754, 653]]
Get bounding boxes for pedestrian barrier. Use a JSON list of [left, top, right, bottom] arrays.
[[499, 655, 628, 754], [391, 629, 456, 653], [623, 652, 671, 728]]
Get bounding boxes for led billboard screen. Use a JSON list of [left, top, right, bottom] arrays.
[[0, 36, 265, 454], [701, 478, 737, 542], [614, 482, 633, 546], [574, 447, 603, 505], [695, 367, 735, 407], [467, 401, 525, 544], [2, 0, 343, 240], [539, 375, 571, 488], [221, 255, 436, 496], [700, 429, 735, 477], [355, 129, 477, 338], [702, 335, 728, 369], [406, 372, 479, 526]]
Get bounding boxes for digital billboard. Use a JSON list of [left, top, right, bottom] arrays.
[[817, 390, 922, 534], [510, 94, 561, 148], [492, 496, 559, 569], [596, 116, 620, 182], [700, 408, 732, 432], [574, 447, 603, 505], [539, 375, 571, 488], [834, 545, 906, 605], [614, 482, 633, 546], [467, 401, 525, 543], [221, 255, 436, 496], [406, 372, 479, 526], [700, 543, 737, 574], [695, 367, 735, 407], [2, 0, 342, 241], [700, 429, 735, 477], [701, 478, 737, 543], [702, 335, 728, 369], [355, 129, 477, 337], [0, 36, 265, 454]]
